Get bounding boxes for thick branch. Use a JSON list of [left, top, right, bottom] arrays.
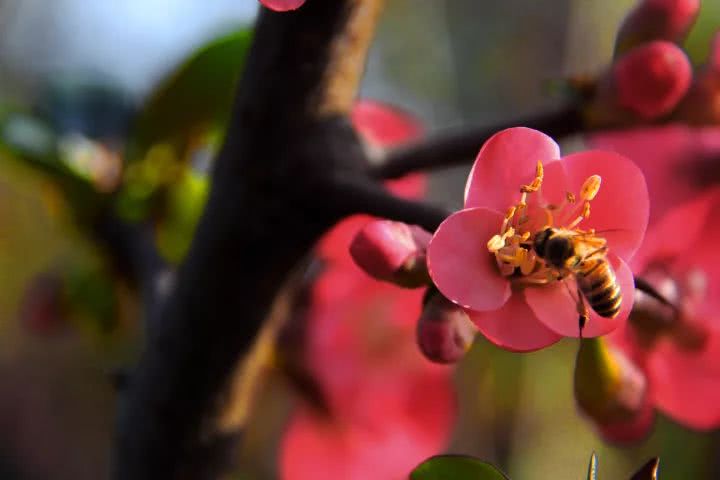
[[370, 104, 583, 179], [329, 175, 451, 231], [112, 1, 385, 479]]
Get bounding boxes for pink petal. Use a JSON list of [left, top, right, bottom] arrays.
[[524, 255, 634, 338], [464, 127, 560, 211], [259, 0, 305, 11], [561, 150, 649, 260], [588, 125, 717, 223], [631, 188, 717, 273], [351, 99, 424, 147], [279, 404, 445, 480], [648, 329, 720, 429], [427, 208, 511, 312], [468, 294, 562, 352], [669, 191, 720, 318]]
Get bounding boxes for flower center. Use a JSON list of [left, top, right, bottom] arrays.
[[632, 266, 709, 351], [486, 161, 604, 286]]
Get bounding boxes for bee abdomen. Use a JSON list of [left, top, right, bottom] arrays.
[[577, 260, 622, 318]]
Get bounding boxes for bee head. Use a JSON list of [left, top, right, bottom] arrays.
[[534, 228, 574, 268], [532, 228, 554, 258]]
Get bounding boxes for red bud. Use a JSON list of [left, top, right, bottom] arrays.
[[613, 41, 692, 120], [349, 220, 432, 288], [673, 32, 720, 125], [615, 0, 700, 55], [417, 292, 477, 364]]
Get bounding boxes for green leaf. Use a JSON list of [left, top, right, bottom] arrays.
[[131, 28, 253, 157], [410, 455, 510, 480], [629, 458, 659, 480], [587, 452, 598, 480]]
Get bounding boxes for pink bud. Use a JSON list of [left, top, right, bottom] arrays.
[[597, 398, 656, 445], [615, 0, 700, 55], [417, 292, 477, 364], [613, 41, 692, 119], [673, 32, 720, 125], [259, 0, 305, 12], [574, 338, 653, 443], [349, 220, 432, 288]]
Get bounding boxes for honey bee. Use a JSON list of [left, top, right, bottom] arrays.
[[532, 227, 622, 329]]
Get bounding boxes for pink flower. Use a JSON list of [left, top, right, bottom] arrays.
[[280, 264, 455, 480], [427, 127, 649, 352], [589, 124, 720, 223], [258, 0, 306, 12], [615, 0, 700, 54], [608, 189, 720, 430]]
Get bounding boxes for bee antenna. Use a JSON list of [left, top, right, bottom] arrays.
[[578, 314, 587, 339]]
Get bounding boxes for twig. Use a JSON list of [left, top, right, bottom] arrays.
[[370, 104, 583, 179]]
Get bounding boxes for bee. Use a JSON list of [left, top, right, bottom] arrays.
[[532, 227, 622, 329]]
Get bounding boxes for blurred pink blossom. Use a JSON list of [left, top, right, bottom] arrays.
[[280, 100, 455, 480], [608, 189, 720, 430]]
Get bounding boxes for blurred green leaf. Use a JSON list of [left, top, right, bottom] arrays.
[[587, 452, 598, 480], [629, 458, 659, 480], [155, 168, 209, 263], [131, 27, 253, 157], [410, 455, 510, 480]]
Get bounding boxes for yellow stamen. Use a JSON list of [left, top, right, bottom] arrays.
[[521, 161, 544, 193], [581, 175, 602, 201], [487, 234, 505, 252]]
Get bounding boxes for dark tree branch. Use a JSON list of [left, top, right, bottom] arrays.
[[370, 104, 583, 179], [329, 174, 451, 232], [112, 1, 386, 479]]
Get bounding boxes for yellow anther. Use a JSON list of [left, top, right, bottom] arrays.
[[581, 175, 602, 201], [487, 234, 505, 252], [505, 206, 516, 220], [503, 227, 515, 239], [521, 161, 544, 193], [520, 231, 531, 242]]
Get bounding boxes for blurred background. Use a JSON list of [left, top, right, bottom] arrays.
[[0, 0, 718, 478]]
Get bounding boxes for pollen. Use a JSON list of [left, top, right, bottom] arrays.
[[486, 162, 604, 284]]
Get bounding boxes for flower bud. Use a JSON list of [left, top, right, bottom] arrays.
[[417, 292, 477, 364], [672, 32, 720, 125], [614, 41, 692, 120], [349, 220, 432, 288], [259, 0, 306, 12], [575, 337, 654, 443], [615, 0, 700, 56]]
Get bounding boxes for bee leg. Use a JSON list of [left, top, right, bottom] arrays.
[[563, 279, 589, 336], [576, 285, 590, 337]]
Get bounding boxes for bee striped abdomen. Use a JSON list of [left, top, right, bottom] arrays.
[[577, 259, 622, 318]]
